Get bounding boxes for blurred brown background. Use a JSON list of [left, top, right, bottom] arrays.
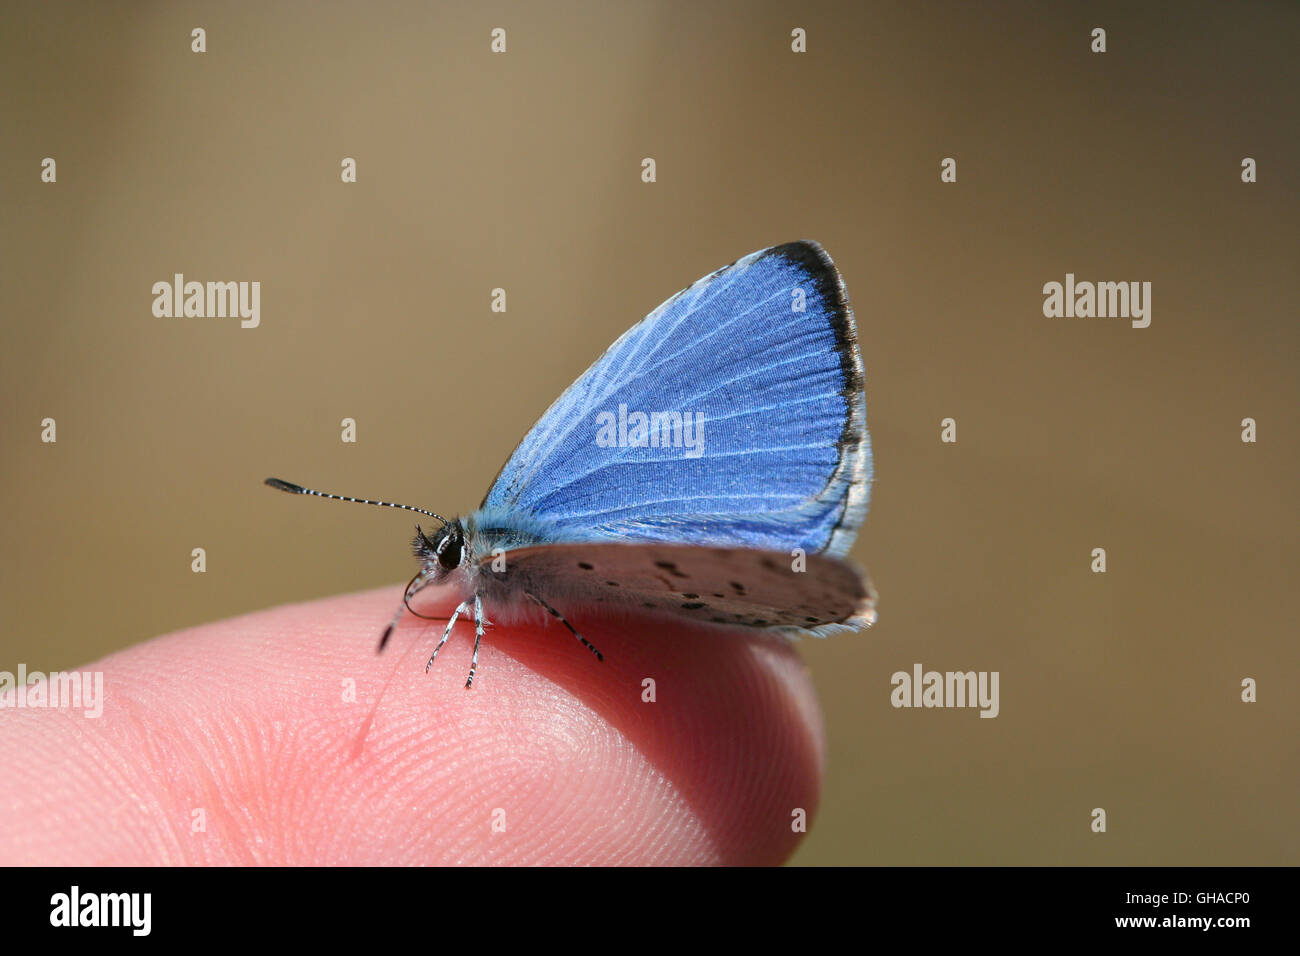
[[1, 1, 1296, 865]]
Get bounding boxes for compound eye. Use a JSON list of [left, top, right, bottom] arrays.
[[436, 534, 463, 570]]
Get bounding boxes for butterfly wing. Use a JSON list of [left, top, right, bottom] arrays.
[[479, 542, 876, 635], [478, 241, 871, 557]]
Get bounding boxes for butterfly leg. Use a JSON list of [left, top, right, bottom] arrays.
[[377, 599, 408, 652], [465, 593, 489, 688], [526, 591, 604, 663], [427, 600, 469, 673], [379, 572, 450, 652]]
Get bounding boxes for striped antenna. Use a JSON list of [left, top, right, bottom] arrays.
[[264, 477, 448, 526]]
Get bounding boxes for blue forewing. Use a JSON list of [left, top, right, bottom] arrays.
[[478, 241, 871, 558]]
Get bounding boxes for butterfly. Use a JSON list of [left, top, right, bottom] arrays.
[[267, 240, 876, 686]]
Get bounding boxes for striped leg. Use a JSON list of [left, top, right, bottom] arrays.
[[465, 593, 488, 688], [377, 599, 408, 652], [379, 600, 451, 652], [379, 572, 450, 652], [526, 591, 604, 663], [427, 600, 469, 673]]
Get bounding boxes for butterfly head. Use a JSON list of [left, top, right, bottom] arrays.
[[413, 521, 466, 576]]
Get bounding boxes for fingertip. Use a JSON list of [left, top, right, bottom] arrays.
[[0, 587, 825, 865]]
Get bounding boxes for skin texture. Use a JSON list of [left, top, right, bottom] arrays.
[[0, 586, 825, 865]]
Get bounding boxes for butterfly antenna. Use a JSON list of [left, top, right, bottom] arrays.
[[264, 477, 449, 526]]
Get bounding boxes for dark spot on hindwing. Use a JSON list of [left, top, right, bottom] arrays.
[[655, 560, 690, 579]]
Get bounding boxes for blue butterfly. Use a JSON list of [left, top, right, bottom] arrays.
[[267, 240, 876, 686]]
